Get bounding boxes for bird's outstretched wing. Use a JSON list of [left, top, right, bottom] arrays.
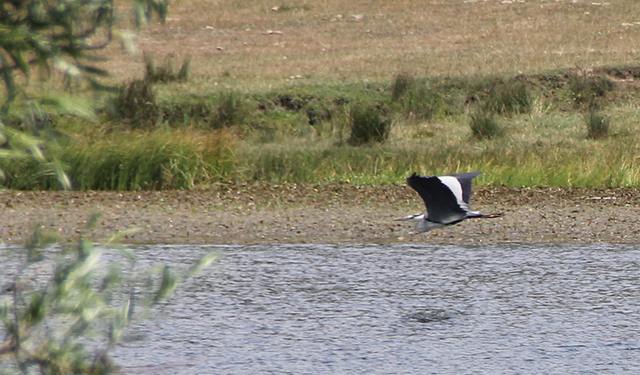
[[407, 173, 467, 224], [447, 171, 482, 204]]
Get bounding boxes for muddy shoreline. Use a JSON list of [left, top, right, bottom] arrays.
[[2, 185, 640, 246]]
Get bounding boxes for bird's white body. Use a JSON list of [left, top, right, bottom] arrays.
[[437, 176, 468, 211], [396, 171, 499, 233]]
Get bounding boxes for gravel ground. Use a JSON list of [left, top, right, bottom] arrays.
[[2, 184, 640, 245]]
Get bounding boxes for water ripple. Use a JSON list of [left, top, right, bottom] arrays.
[[4, 243, 640, 374], [120, 243, 640, 374]]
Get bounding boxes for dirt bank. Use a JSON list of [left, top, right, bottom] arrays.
[[2, 184, 640, 246]]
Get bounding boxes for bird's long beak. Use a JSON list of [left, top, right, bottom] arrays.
[[393, 214, 417, 221]]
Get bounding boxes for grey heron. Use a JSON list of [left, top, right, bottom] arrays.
[[395, 171, 503, 232]]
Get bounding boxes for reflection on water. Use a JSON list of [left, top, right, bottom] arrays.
[[5, 243, 640, 373]]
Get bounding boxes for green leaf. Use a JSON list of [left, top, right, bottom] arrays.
[[26, 291, 47, 327], [113, 29, 138, 54], [53, 158, 71, 190], [77, 64, 110, 77], [9, 50, 30, 78], [4, 127, 45, 161], [52, 58, 82, 78], [86, 211, 102, 230], [0, 149, 28, 159], [153, 266, 177, 304], [115, 245, 136, 263], [134, 1, 148, 27], [101, 264, 122, 291], [187, 252, 218, 278], [60, 248, 102, 293], [39, 95, 98, 121]]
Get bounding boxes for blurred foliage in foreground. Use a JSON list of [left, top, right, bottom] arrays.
[[0, 0, 170, 189], [0, 214, 217, 374]]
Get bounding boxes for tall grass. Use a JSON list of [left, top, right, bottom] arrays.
[[6, 114, 640, 189], [110, 79, 159, 129], [0, 130, 235, 190], [66, 130, 235, 190], [6, 67, 640, 190], [110, 79, 248, 130], [239, 134, 640, 187], [392, 73, 414, 102], [391, 73, 458, 119]]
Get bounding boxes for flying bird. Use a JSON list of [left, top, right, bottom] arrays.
[[395, 171, 503, 232]]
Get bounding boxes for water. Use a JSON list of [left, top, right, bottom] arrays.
[[4, 243, 640, 373]]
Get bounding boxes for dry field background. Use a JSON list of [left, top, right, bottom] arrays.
[[104, 0, 640, 91]]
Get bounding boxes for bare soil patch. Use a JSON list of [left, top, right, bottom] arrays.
[[2, 185, 640, 245]]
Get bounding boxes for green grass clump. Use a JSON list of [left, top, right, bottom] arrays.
[[110, 79, 159, 130], [347, 102, 390, 145], [585, 110, 610, 139], [110, 87, 249, 130], [144, 53, 191, 83], [482, 79, 532, 115], [391, 73, 451, 119], [213, 90, 248, 128], [568, 73, 616, 108], [402, 84, 446, 120], [469, 110, 503, 139], [392, 73, 414, 101]]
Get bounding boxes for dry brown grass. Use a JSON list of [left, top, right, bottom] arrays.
[[100, 0, 640, 92]]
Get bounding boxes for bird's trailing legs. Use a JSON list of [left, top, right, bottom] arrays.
[[467, 212, 504, 219]]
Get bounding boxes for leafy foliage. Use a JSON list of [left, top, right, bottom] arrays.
[[0, 1, 171, 109], [0, 0, 171, 188], [0, 216, 217, 374], [134, 0, 169, 27], [0, 0, 111, 110]]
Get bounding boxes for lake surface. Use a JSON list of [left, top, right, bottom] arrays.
[[4, 243, 640, 373], [112, 243, 640, 374]]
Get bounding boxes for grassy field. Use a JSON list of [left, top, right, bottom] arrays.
[[5, 0, 640, 190], [103, 0, 640, 87]]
